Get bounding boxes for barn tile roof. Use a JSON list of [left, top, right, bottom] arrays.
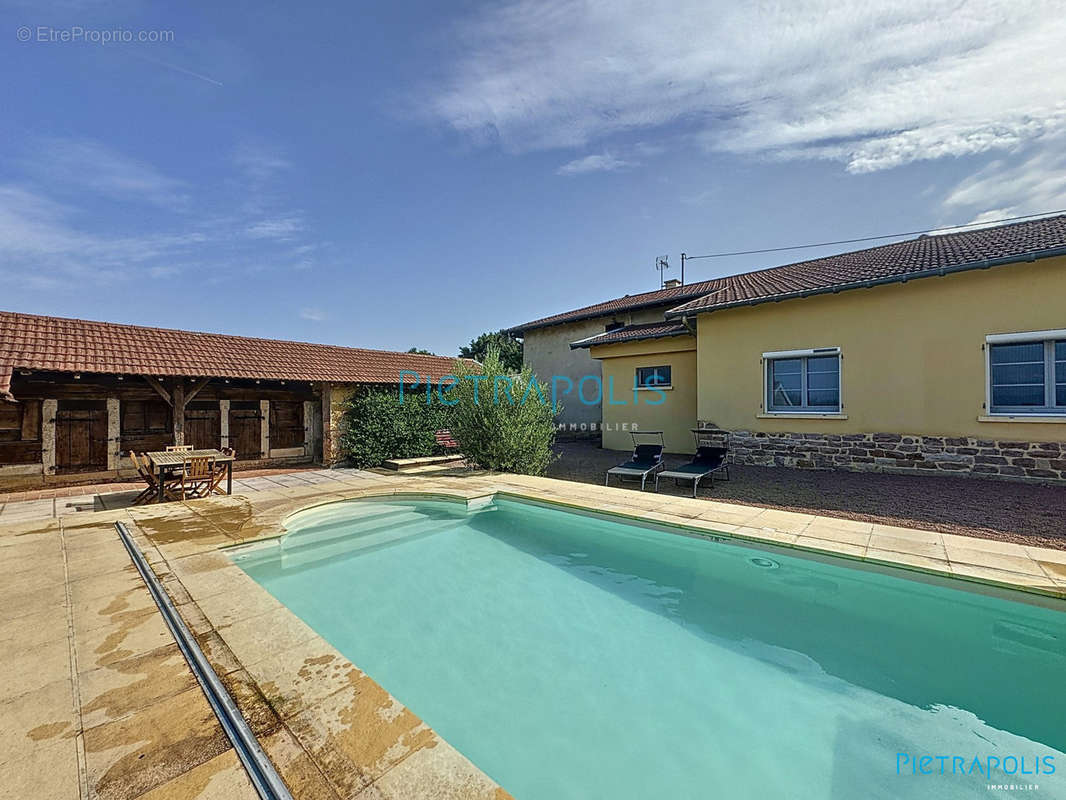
[[0, 311, 475, 401], [569, 322, 691, 349], [666, 213, 1066, 317]]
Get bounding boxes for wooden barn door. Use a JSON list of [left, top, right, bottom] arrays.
[[56, 400, 108, 473], [269, 401, 304, 450], [228, 401, 262, 460], [184, 402, 221, 451]]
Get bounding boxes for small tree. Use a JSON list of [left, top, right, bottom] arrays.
[[459, 330, 523, 373], [450, 346, 556, 475]]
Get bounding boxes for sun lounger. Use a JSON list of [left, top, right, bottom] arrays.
[[605, 431, 666, 491], [655, 446, 730, 497]]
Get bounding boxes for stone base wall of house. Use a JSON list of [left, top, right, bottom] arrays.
[[695, 422, 1066, 483]]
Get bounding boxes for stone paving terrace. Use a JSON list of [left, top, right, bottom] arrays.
[[2, 465, 1065, 798]]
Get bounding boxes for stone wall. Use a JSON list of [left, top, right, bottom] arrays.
[[696, 422, 1066, 483]]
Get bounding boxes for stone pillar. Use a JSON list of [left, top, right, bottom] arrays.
[[320, 383, 332, 466], [260, 400, 270, 458], [106, 397, 120, 470], [303, 400, 315, 457], [219, 400, 230, 449], [42, 399, 57, 476]]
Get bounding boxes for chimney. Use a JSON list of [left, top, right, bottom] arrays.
[[663, 278, 682, 289]]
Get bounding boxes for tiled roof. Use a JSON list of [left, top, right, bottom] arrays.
[[511, 214, 1066, 333], [0, 311, 476, 401], [569, 322, 691, 349], [508, 280, 722, 334], [666, 214, 1066, 318]]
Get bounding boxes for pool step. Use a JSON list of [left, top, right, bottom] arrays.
[[285, 505, 432, 548], [277, 514, 465, 571]]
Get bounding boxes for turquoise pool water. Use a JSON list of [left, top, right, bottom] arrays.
[[233, 497, 1066, 800]]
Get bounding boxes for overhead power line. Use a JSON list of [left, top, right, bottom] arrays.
[[683, 208, 1066, 261]]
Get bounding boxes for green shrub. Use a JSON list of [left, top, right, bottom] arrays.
[[450, 347, 556, 475], [339, 389, 455, 468]]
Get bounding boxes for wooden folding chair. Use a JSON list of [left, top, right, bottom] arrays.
[[129, 452, 181, 505], [166, 445, 194, 452], [180, 455, 215, 499], [207, 458, 229, 496]]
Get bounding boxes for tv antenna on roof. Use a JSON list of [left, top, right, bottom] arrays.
[[655, 255, 670, 288]]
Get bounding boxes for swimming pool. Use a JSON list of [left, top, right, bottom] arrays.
[[233, 496, 1066, 799]]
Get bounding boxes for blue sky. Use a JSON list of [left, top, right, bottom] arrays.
[[3, 1, 1065, 355]]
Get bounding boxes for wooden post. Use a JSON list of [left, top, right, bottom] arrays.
[[173, 380, 186, 447], [320, 382, 332, 466]]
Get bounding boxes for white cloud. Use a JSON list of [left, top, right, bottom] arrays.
[[245, 216, 304, 240], [424, 0, 1066, 172], [300, 307, 327, 322], [556, 153, 633, 175], [942, 143, 1066, 222], [24, 138, 189, 209]]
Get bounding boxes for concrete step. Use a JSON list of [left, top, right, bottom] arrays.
[[382, 454, 465, 471]]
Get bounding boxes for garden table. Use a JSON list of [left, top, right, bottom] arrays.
[[145, 448, 235, 503]]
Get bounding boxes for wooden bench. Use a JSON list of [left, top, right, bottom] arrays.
[[435, 429, 459, 450]]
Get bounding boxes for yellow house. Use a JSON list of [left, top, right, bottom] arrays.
[[570, 214, 1066, 483]]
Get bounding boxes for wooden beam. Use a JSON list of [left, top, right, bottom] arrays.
[[143, 376, 173, 406], [185, 376, 211, 404], [172, 380, 185, 446]]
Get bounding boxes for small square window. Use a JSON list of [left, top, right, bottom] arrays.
[[636, 366, 671, 388]]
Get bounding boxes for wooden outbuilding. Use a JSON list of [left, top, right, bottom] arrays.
[[0, 311, 466, 489]]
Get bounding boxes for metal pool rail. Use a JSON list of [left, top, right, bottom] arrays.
[[114, 521, 294, 800]]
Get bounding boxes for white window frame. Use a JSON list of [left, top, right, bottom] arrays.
[[635, 365, 672, 390], [762, 347, 842, 415], [985, 329, 1066, 416]]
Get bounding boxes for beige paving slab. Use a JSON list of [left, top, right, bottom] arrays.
[[220, 607, 319, 667], [171, 562, 269, 608], [868, 533, 946, 559], [6, 543, 66, 580], [134, 747, 259, 800], [948, 562, 1061, 594], [0, 561, 67, 599], [194, 584, 283, 630], [74, 606, 175, 670], [945, 545, 1049, 577], [83, 685, 230, 800], [731, 526, 800, 546], [3, 584, 68, 627], [792, 535, 867, 559], [804, 515, 874, 534], [243, 637, 363, 721], [79, 643, 196, 729], [748, 508, 818, 534], [193, 630, 245, 677], [804, 523, 873, 547], [371, 737, 513, 800], [0, 677, 76, 767], [0, 637, 71, 702], [71, 583, 158, 634], [869, 523, 943, 544], [0, 517, 61, 539], [65, 545, 136, 581], [285, 675, 437, 799], [258, 727, 341, 800], [864, 548, 951, 573], [0, 737, 80, 799], [0, 604, 70, 650], [68, 567, 143, 607]]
